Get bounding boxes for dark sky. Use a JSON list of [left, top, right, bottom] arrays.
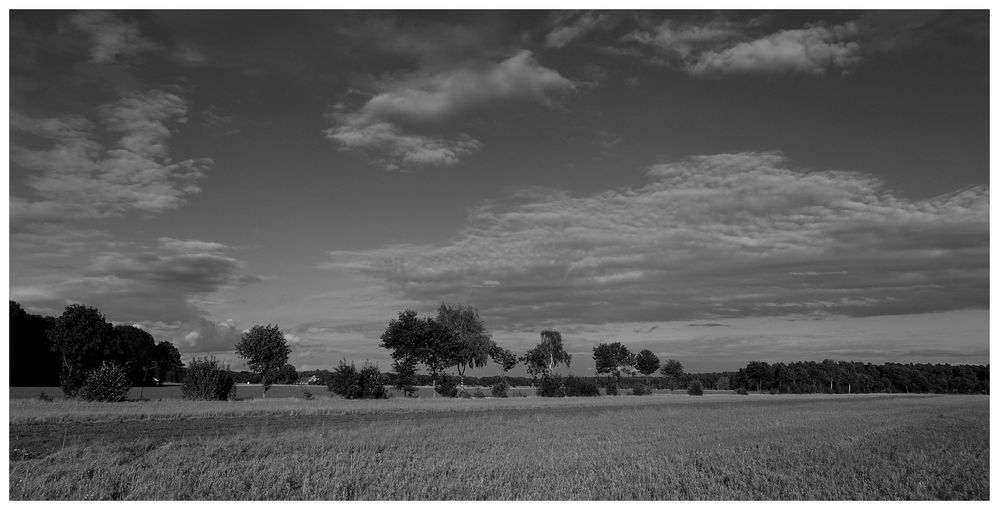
[[8, 10, 989, 373]]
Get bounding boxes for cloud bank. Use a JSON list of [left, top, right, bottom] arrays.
[[323, 152, 988, 328]]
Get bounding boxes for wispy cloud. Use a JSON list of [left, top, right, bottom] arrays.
[[70, 11, 162, 64], [10, 89, 211, 224], [628, 17, 862, 76], [322, 152, 988, 328], [545, 11, 619, 48], [326, 50, 574, 170]]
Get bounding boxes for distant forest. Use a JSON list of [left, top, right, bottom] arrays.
[[10, 300, 988, 394]]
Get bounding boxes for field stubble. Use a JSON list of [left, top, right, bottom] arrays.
[[8, 393, 988, 500]]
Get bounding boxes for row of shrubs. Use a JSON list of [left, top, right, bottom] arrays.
[[57, 357, 714, 402]]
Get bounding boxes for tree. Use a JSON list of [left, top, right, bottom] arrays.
[[436, 303, 494, 388], [110, 325, 158, 386], [9, 301, 59, 387], [235, 324, 291, 398], [489, 345, 518, 381], [660, 359, 684, 390], [520, 330, 572, 381], [392, 357, 419, 397], [634, 349, 661, 387], [380, 310, 462, 394], [272, 363, 300, 384], [592, 342, 636, 386], [152, 341, 183, 383], [328, 360, 388, 399], [745, 361, 774, 393], [47, 304, 116, 396]]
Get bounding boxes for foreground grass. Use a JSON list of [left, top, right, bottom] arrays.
[[9, 394, 988, 500]]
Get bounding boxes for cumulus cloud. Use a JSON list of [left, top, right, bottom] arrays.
[[70, 11, 162, 64], [322, 152, 988, 328], [10, 89, 211, 224], [326, 50, 575, 170], [628, 17, 862, 76], [690, 23, 861, 76]]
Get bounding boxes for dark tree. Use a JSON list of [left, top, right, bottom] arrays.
[[235, 324, 291, 398], [634, 349, 661, 387], [328, 360, 387, 399], [153, 341, 183, 383], [392, 357, 419, 397], [592, 342, 636, 386], [660, 359, 685, 390], [9, 301, 59, 386], [521, 330, 572, 381], [110, 325, 158, 386], [47, 304, 116, 396], [272, 363, 300, 384], [489, 345, 519, 380], [380, 310, 462, 393], [745, 361, 774, 392], [437, 303, 494, 388]]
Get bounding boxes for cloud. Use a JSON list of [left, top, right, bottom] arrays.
[[10, 237, 262, 354], [322, 152, 988, 328], [10, 89, 211, 224], [326, 50, 575, 170], [690, 23, 861, 76], [545, 12, 618, 48], [70, 11, 162, 64], [628, 17, 862, 76]]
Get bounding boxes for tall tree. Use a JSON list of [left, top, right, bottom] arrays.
[[521, 330, 572, 381], [634, 349, 661, 387], [380, 310, 461, 392], [47, 304, 116, 396], [660, 359, 685, 390], [153, 341, 183, 383], [592, 342, 636, 386], [235, 324, 291, 398], [110, 325, 158, 386], [9, 301, 59, 387], [436, 303, 494, 388]]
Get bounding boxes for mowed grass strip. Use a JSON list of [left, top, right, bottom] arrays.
[[9, 395, 987, 500]]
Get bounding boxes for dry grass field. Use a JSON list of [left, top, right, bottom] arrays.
[[8, 393, 988, 500]]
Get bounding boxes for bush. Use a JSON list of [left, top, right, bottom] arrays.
[[473, 388, 486, 398], [182, 357, 236, 401], [564, 376, 600, 397], [491, 380, 510, 398], [302, 389, 314, 400], [328, 360, 387, 399], [536, 374, 565, 397], [434, 375, 459, 398], [631, 384, 650, 396], [605, 382, 619, 396], [37, 391, 54, 402], [736, 387, 748, 395], [688, 380, 704, 396], [78, 361, 131, 402]]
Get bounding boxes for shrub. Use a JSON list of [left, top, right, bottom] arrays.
[[536, 374, 565, 397], [473, 388, 486, 398], [564, 376, 600, 397], [182, 357, 236, 401], [434, 375, 459, 398], [37, 391, 54, 402], [736, 387, 748, 395], [631, 384, 650, 396], [302, 389, 314, 400], [328, 360, 387, 399], [605, 382, 619, 396], [491, 380, 510, 398], [78, 361, 131, 402], [688, 380, 704, 396]]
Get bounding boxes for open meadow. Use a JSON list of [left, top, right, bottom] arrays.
[[8, 393, 988, 500]]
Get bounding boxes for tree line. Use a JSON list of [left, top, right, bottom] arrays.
[[11, 300, 989, 400], [10, 301, 183, 392]]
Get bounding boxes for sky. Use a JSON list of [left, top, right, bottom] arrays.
[[7, 9, 990, 375]]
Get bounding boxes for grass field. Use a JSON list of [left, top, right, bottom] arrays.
[[8, 393, 988, 500]]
